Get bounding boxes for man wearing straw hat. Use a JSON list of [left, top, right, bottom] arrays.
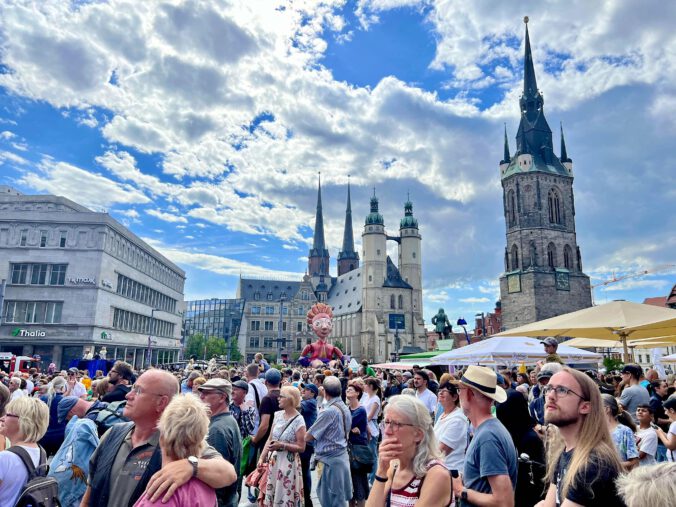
[[451, 366, 517, 507]]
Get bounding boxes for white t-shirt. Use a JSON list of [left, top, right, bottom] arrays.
[[636, 427, 657, 466], [68, 382, 87, 398], [245, 379, 268, 415], [668, 421, 676, 462], [10, 389, 26, 401], [434, 408, 469, 471], [0, 445, 41, 506], [361, 394, 381, 438], [416, 388, 438, 415]]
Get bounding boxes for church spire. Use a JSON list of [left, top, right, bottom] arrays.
[[522, 17, 539, 101], [501, 123, 511, 164], [560, 122, 572, 163], [308, 173, 330, 277], [338, 176, 359, 276]]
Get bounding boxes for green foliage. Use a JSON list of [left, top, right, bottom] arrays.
[[603, 356, 624, 373], [185, 333, 228, 360], [333, 340, 344, 352], [228, 339, 242, 363]]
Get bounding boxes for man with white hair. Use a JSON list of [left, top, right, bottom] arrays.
[[8, 376, 25, 400], [451, 365, 517, 507], [305, 376, 352, 507], [79, 369, 236, 507], [529, 362, 563, 429]]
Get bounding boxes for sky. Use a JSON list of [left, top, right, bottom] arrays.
[[1, 0, 675, 331]]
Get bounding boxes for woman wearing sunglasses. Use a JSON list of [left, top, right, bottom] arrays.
[[366, 395, 450, 507], [0, 396, 50, 506]]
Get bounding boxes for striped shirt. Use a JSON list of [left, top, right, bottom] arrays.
[[389, 460, 447, 507], [308, 397, 351, 458]]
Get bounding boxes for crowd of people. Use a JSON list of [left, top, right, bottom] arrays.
[[0, 344, 675, 507]]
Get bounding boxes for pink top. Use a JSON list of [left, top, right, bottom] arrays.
[[388, 459, 447, 507], [133, 478, 216, 507]]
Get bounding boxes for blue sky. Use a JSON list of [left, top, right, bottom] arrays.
[[1, 0, 675, 330]]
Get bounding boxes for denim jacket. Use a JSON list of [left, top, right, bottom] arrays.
[[47, 416, 100, 507]]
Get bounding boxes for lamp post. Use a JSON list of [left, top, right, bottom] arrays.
[[457, 318, 469, 345], [147, 308, 159, 368], [390, 322, 402, 362]]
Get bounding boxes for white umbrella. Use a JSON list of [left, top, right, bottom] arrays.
[[429, 336, 601, 367], [661, 353, 676, 364]]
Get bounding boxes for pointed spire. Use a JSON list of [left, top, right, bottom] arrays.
[[400, 194, 418, 229], [523, 16, 539, 100], [312, 172, 326, 252], [560, 122, 572, 163], [338, 176, 359, 275], [501, 123, 511, 164]]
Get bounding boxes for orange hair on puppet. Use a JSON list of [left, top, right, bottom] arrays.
[[306, 302, 333, 326]]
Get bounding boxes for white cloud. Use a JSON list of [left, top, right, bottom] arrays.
[[0, 131, 16, 140], [459, 297, 490, 304], [19, 158, 150, 208], [282, 244, 300, 250], [146, 209, 188, 224], [0, 150, 29, 165]]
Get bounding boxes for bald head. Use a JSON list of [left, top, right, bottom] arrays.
[[142, 369, 180, 398], [323, 376, 341, 398]]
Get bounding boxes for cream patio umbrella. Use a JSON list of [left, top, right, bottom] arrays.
[[494, 300, 676, 361], [564, 336, 676, 349]]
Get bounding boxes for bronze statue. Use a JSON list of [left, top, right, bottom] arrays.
[[431, 308, 452, 340]]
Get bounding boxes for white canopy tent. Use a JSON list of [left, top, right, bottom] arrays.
[[429, 336, 602, 367], [661, 353, 676, 364]]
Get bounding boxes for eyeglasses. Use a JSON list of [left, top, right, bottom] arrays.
[[130, 384, 167, 397], [542, 385, 586, 400], [109, 369, 119, 375], [379, 419, 415, 432]]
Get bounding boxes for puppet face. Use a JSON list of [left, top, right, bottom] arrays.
[[312, 314, 333, 340]]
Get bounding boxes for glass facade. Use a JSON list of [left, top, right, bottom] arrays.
[[184, 298, 245, 349]]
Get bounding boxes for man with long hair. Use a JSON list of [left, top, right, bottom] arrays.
[[537, 367, 624, 506]]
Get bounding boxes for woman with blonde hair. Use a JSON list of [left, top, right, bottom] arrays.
[[259, 385, 306, 506], [39, 375, 68, 456], [366, 395, 450, 507], [0, 396, 51, 505], [134, 394, 216, 506], [192, 376, 207, 393]]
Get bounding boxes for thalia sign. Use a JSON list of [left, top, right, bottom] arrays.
[[11, 328, 46, 338]]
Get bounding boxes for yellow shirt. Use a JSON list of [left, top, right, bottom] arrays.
[[82, 376, 92, 390]]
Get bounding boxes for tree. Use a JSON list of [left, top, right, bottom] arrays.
[[228, 338, 242, 363], [334, 340, 344, 353], [603, 356, 624, 373], [185, 333, 228, 360]]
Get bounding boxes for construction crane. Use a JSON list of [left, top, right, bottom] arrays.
[[591, 264, 676, 304]]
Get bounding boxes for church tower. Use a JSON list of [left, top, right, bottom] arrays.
[[307, 174, 330, 279], [337, 179, 359, 276], [398, 197, 422, 309], [499, 18, 592, 330]]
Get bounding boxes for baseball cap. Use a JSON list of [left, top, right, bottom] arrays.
[[57, 396, 79, 423], [540, 337, 558, 347], [198, 378, 232, 398], [301, 383, 319, 397], [67, 367, 79, 374], [621, 364, 642, 378], [231, 380, 249, 393], [265, 368, 282, 386], [402, 371, 413, 379]]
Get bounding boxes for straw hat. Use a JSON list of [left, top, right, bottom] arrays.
[[459, 365, 507, 403]]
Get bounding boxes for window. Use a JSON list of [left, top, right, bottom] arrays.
[[264, 321, 274, 331], [30, 264, 48, 285], [301, 291, 309, 300], [115, 274, 177, 312], [250, 320, 260, 331], [264, 336, 273, 348], [20, 230, 27, 246], [548, 189, 562, 224], [282, 322, 287, 331], [251, 306, 261, 315], [267, 292, 273, 300], [254, 292, 260, 301], [547, 243, 557, 268], [282, 307, 288, 315], [4, 301, 63, 324], [249, 336, 260, 348], [297, 321, 303, 332], [59, 232, 67, 248], [50, 264, 67, 285], [511, 245, 519, 271], [11, 263, 28, 284], [508, 189, 516, 226], [377, 249, 381, 256], [39, 231, 47, 247], [390, 295, 395, 309], [563, 245, 573, 270], [265, 306, 275, 315], [398, 295, 403, 309]]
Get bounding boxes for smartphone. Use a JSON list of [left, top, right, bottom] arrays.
[[650, 423, 659, 430]]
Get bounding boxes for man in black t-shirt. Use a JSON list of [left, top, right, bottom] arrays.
[[251, 368, 281, 450], [537, 367, 625, 507]]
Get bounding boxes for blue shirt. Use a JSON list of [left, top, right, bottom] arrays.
[[463, 417, 518, 500], [349, 406, 368, 445], [308, 397, 351, 458]]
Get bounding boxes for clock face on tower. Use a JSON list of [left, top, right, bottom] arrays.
[[555, 271, 570, 291]]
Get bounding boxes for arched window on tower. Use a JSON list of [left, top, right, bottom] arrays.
[[548, 189, 562, 224], [508, 190, 517, 226], [563, 245, 573, 270], [547, 243, 557, 269], [390, 295, 396, 309], [398, 295, 403, 309], [511, 244, 519, 271]]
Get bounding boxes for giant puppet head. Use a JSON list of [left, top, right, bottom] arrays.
[[307, 303, 333, 341]]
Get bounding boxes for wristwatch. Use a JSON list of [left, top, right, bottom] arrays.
[[461, 488, 468, 503], [187, 456, 199, 478]]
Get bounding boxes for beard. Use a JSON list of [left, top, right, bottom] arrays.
[[109, 377, 119, 385], [544, 410, 579, 428]]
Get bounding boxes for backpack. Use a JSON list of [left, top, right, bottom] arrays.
[[93, 400, 129, 436], [6, 445, 60, 507]]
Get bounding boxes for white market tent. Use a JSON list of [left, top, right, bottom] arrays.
[[661, 353, 676, 364], [429, 336, 602, 367]]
